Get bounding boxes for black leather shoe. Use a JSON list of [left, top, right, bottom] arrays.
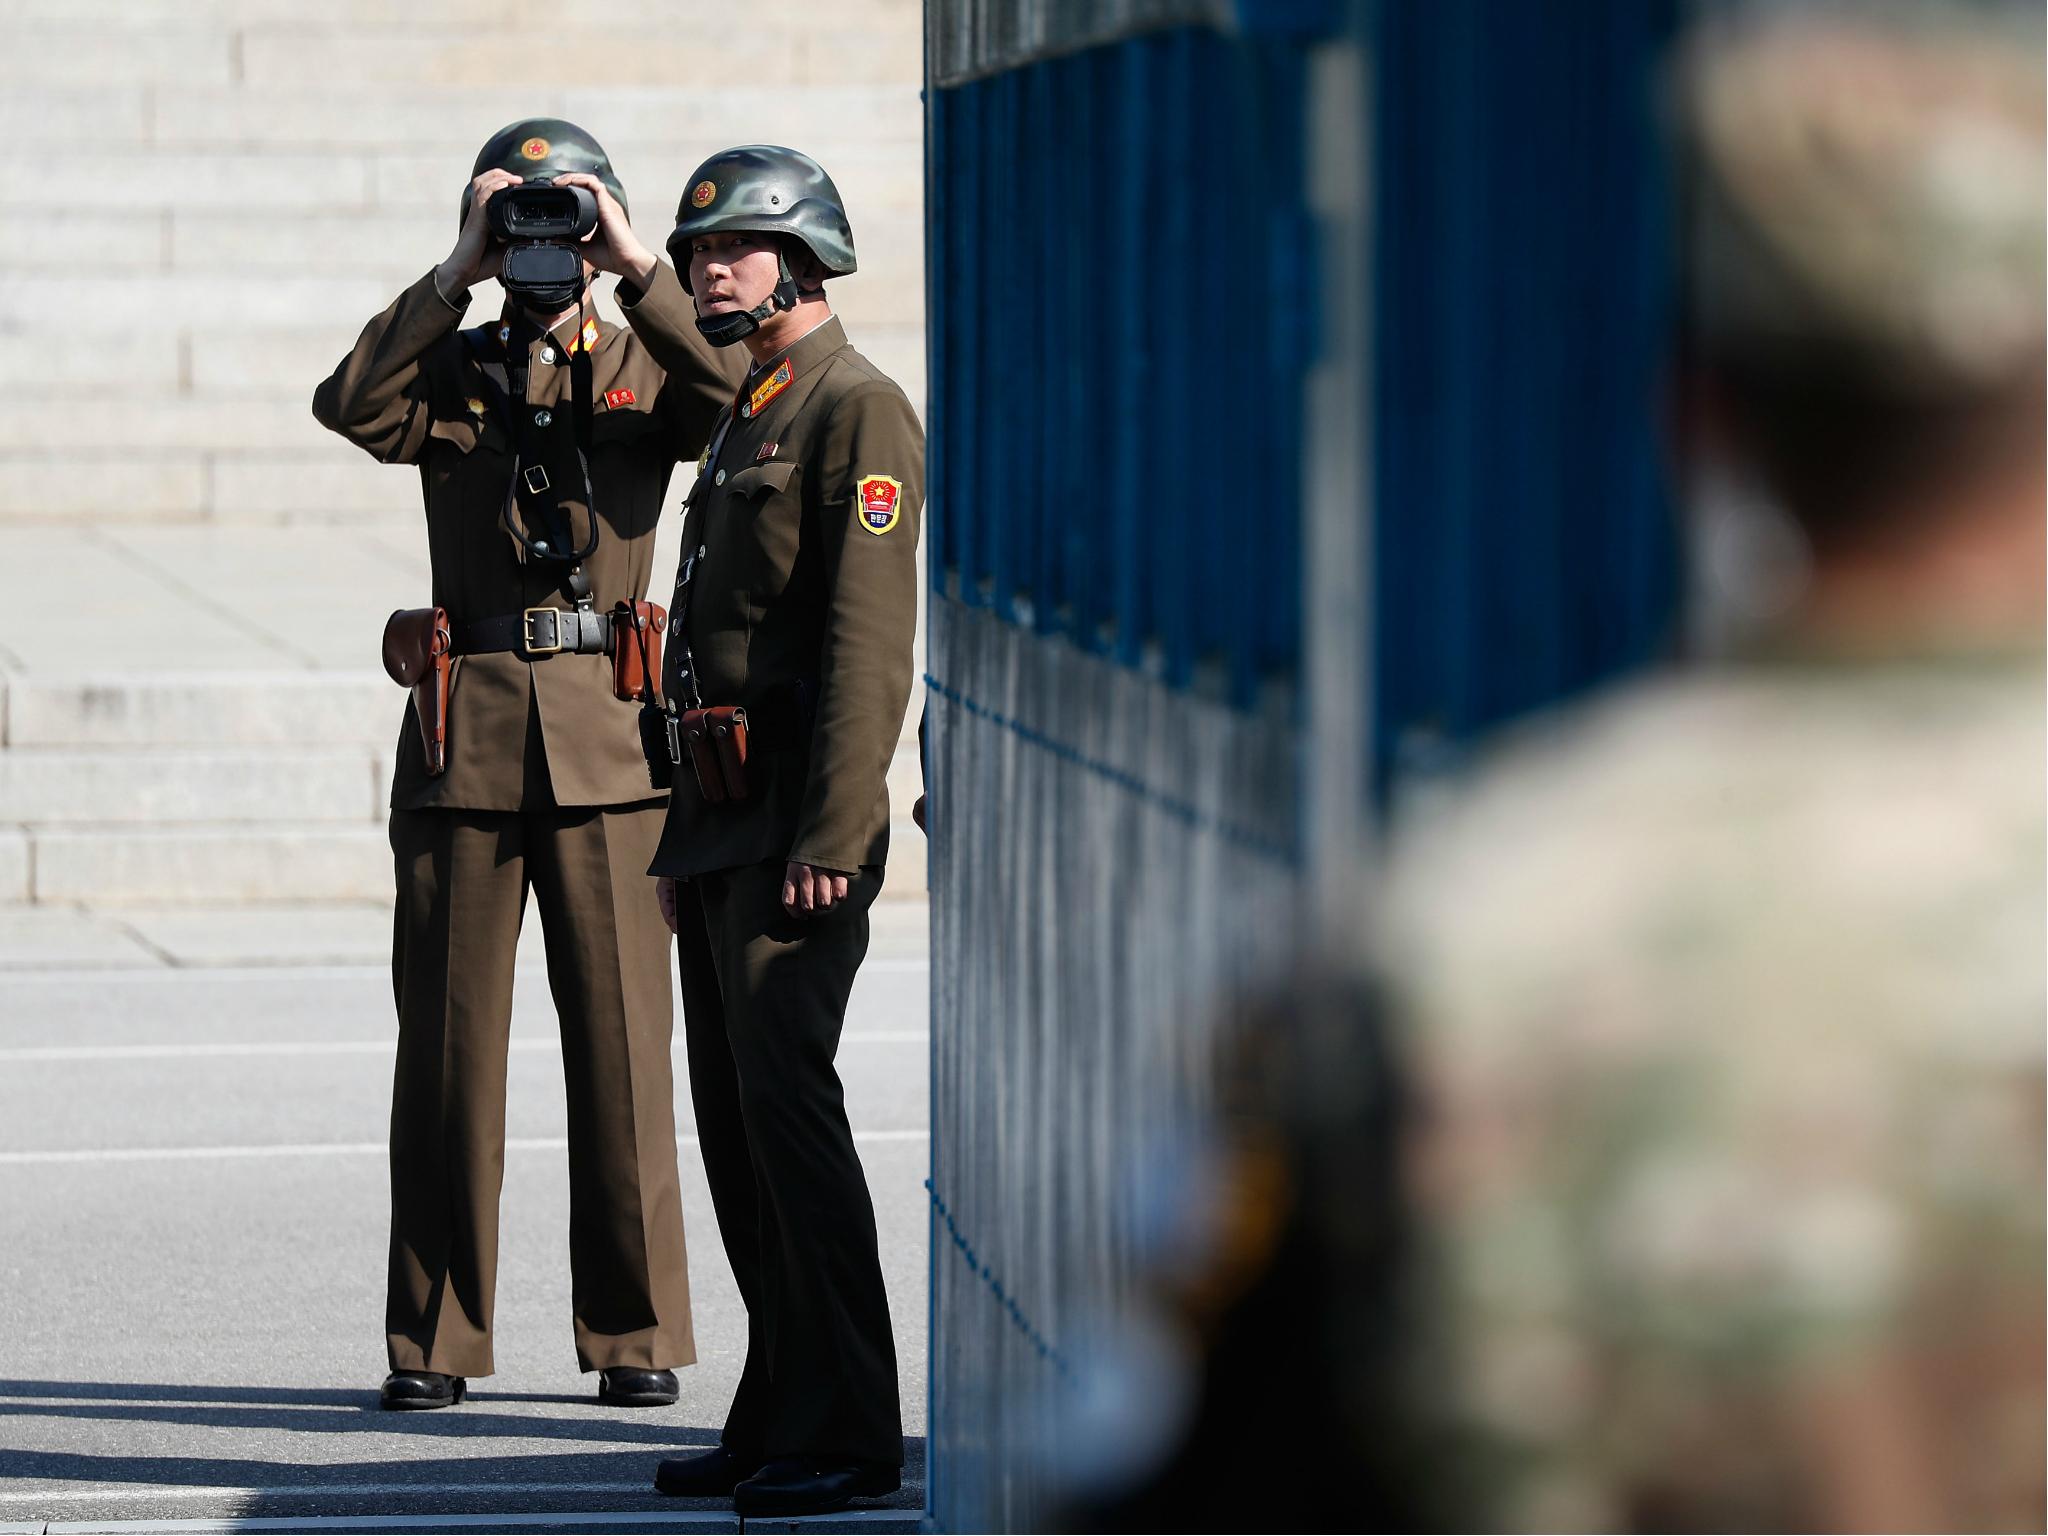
[[597, 1367, 678, 1407], [653, 1443, 759, 1497], [732, 1457, 900, 1518], [379, 1371, 465, 1410]]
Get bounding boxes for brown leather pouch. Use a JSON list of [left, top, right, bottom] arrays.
[[611, 599, 666, 704], [710, 708, 749, 799], [382, 607, 453, 776], [678, 705, 749, 803]]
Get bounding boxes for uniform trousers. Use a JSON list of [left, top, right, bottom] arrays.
[[675, 859, 903, 1466], [386, 801, 691, 1377]]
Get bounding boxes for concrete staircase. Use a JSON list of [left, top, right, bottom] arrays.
[[1, 0, 927, 910], [0, 525, 926, 906]]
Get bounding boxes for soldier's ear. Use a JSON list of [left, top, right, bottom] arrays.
[[785, 240, 828, 293]]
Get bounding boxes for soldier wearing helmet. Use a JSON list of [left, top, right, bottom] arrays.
[[632, 146, 920, 1518], [313, 118, 741, 1413]]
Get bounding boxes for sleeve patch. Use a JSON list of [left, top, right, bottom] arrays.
[[856, 474, 903, 535]]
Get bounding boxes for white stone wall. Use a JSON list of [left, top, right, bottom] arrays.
[[0, 0, 926, 528]]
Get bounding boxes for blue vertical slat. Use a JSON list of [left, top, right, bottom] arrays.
[[987, 71, 1019, 620], [949, 86, 982, 601], [1155, 30, 1196, 685], [1110, 39, 1152, 669], [1032, 60, 1064, 638], [1187, 31, 1229, 677], [1256, 38, 1309, 700], [1057, 54, 1099, 640]]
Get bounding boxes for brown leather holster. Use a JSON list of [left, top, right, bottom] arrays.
[[611, 599, 666, 704], [382, 607, 453, 776], [673, 705, 750, 803]]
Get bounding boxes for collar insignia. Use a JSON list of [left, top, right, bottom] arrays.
[[742, 358, 794, 420]]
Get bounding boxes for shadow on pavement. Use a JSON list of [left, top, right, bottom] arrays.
[[0, 1441, 929, 1516], [0, 1395, 719, 1445]]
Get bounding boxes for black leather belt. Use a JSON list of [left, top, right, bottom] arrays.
[[454, 607, 614, 659]]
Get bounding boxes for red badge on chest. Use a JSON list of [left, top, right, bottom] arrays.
[[604, 388, 636, 410]]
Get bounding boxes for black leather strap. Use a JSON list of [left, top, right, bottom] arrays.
[[463, 314, 601, 600], [454, 609, 614, 659]]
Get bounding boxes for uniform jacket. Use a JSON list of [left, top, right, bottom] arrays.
[[629, 313, 923, 878], [313, 263, 740, 810]]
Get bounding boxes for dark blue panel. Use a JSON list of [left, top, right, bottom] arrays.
[[927, 25, 1312, 706], [1369, 0, 1682, 775], [930, 3, 1682, 740]]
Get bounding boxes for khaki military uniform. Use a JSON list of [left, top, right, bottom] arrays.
[[313, 262, 740, 1378], [628, 309, 921, 1465]]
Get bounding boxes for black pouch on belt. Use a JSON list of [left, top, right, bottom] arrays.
[[638, 707, 674, 791]]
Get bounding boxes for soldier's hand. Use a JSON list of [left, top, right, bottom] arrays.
[[554, 172, 657, 289], [656, 876, 681, 936], [783, 861, 851, 918], [437, 168, 522, 295]]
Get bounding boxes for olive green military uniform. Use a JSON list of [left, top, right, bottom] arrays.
[[630, 305, 922, 1466], [313, 259, 739, 1378]]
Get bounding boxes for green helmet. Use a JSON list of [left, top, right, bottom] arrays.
[[667, 145, 857, 283], [461, 117, 627, 230]]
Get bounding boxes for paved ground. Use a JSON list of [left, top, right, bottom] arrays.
[[0, 901, 931, 1534]]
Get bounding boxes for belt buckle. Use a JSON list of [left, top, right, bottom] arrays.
[[522, 607, 564, 656]]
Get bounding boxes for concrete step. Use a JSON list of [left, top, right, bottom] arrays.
[[0, 828, 25, 900], [4, 672, 396, 747], [0, 747, 386, 824], [0, 397, 330, 453], [20, 816, 925, 907], [0, 738, 916, 826], [0, 0, 920, 35], [0, 450, 414, 525], [28, 823, 391, 904], [5, 669, 927, 754]]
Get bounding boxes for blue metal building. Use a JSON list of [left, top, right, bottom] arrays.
[[922, 2, 1680, 1525]]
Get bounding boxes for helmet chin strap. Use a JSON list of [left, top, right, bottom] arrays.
[[696, 249, 799, 348]]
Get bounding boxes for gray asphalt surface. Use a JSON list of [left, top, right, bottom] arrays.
[[0, 902, 931, 1532]]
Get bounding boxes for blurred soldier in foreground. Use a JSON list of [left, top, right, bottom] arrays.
[[636, 146, 921, 1518], [313, 119, 737, 1410], [1384, 9, 2044, 1529]]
